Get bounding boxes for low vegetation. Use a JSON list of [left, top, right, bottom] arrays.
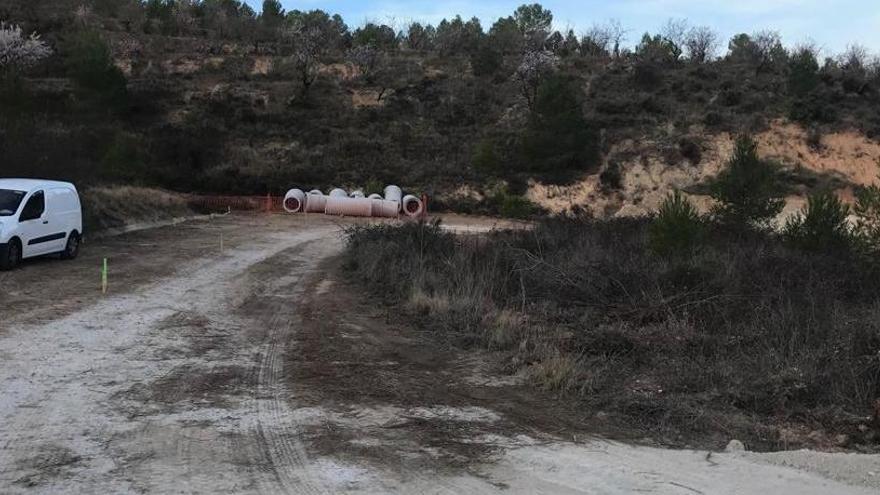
[[80, 186, 193, 232], [345, 142, 880, 451], [345, 216, 880, 451]]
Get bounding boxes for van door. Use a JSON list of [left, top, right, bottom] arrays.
[[48, 187, 77, 248], [17, 191, 63, 257]]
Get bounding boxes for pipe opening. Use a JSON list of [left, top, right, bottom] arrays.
[[284, 197, 301, 212]]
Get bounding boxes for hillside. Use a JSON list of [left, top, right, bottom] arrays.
[[2, 1, 880, 217]]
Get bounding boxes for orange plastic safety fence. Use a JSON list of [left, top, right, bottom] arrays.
[[186, 194, 284, 213]]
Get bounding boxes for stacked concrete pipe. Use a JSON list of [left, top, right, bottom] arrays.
[[325, 197, 374, 217], [283, 189, 306, 213], [402, 194, 425, 217], [282, 184, 424, 218], [305, 191, 327, 213], [384, 185, 403, 206], [371, 199, 400, 218]]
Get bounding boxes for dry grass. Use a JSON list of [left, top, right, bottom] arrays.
[[81, 186, 194, 233], [344, 219, 880, 451]]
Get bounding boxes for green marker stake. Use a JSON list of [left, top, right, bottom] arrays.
[[220, 233, 224, 253], [102, 258, 108, 294]]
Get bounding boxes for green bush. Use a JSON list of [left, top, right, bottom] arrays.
[[100, 131, 147, 182], [783, 191, 853, 252], [64, 30, 128, 109], [854, 183, 880, 252], [521, 75, 600, 179], [472, 138, 502, 174], [787, 47, 820, 97], [649, 190, 704, 255], [498, 194, 536, 219], [470, 43, 503, 78], [0, 74, 32, 122], [710, 135, 785, 229], [364, 177, 385, 196], [599, 162, 623, 191], [487, 184, 538, 219], [789, 91, 837, 125]]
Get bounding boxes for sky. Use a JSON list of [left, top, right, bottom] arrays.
[[244, 0, 880, 54]]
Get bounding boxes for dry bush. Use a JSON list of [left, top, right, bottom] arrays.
[[345, 217, 880, 449], [81, 186, 193, 232]]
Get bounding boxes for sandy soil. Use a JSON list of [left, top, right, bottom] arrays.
[[1, 213, 878, 494], [527, 120, 880, 218]]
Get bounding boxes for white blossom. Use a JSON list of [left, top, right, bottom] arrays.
[[514, 50, 557, 108], [0, 23, 52, 72]]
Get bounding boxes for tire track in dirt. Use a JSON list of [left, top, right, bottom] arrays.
[[0, 216, 341, 493], [240, 236, 341, 494]]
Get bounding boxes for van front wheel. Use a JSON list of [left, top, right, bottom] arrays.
[[60, 232, 80, 260], [0, 239, 22, 271]]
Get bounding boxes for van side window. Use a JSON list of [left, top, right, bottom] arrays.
[[20, 191, 45, 221]]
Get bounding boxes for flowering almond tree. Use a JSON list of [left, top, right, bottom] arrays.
[[0, 23, 52, 77], [514, 50, 557, 109]]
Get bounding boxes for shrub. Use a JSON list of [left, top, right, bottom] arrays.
[[521, 75, 600, 178], [364, 177, 384, 196], [0, 23, 52, 75], [649, 190, 704, 255], [783, 191, 853, 252], [472, 138, 502, 174], [788, 46, 820, 96], [789, 91, 837, 125], [486, 184, 538, 219], [471, 43, 503, 78], [854, 182, 880, 252], [100, 131, 147, 182], [678, 137, 702, 164], [709, 135, 785, 229], [64, 30, 128, 109], [345, 214, 880, 448], [599, 162, 623, 191]]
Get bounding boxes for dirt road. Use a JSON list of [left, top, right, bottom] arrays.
[[1, 214, 878, 494]]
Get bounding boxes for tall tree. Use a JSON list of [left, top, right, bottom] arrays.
[[260, 0, 284, 28], [513, 3, 552, 37]]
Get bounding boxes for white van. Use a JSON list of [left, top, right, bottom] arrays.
[[0, 179, 83, 270]]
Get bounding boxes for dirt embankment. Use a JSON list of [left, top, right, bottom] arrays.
[[80, 186, 196, 234], [528, 121, 880, 218]]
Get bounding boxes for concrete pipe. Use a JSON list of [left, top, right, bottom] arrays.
[[329, 188, 348, 198], [402, 194, 425, 217], [368, 193, 383, 200], [350, 190, 366, 198], [305, 193, 327, 213], [371, 199, 400, 218], [325, 197, 374, 217], [384, 185, 403, 205], [308, 189, 323, 196], [283, 189, 306, 213]]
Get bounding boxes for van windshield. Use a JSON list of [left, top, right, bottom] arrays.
[[0, 189, 27, 216]]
